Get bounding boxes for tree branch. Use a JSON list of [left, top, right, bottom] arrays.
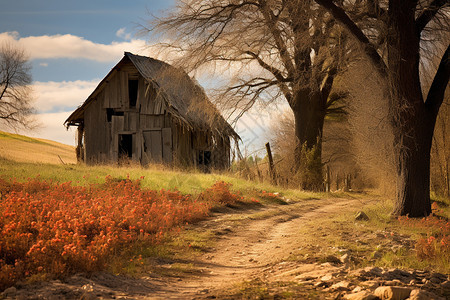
[[258, 0, 296, 76], [244, 51, 292, 102], [314, 0, 387, 76], [425, 44, 450, 117], [416, 0, 449, 35], [320, 66, 337, 107]]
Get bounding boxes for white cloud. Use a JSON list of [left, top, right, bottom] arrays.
[[0, 31, 147, 62], [39, 62, 48, 67], [32, 80, 99, 113], [21, 112, 77, 146], [116, 27, 132, 41]]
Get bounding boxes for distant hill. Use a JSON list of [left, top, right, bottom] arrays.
[[0, 131, 76, 165]]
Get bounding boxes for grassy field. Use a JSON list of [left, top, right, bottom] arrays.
[[0, 132, 448, 293], [0, 130, 360, 200]]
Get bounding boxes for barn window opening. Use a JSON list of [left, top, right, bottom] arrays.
[[106, 109, 124, 122], [128, 79, 138, 107], [198, 150, 211, 166], [118, 134, 133, 159]]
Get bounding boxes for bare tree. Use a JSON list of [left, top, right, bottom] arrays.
[[315, 0, 449, 216], [144, 0, 353, 190], [0, 43, 35, 130]]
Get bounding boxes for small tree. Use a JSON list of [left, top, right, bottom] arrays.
[[0, 43, 35, 130]]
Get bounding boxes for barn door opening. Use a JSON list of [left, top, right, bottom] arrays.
[[118, 134, 133, 159], [198, 150, 212, 172]]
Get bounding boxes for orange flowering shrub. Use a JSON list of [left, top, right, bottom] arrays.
[[197, 181, 242, 206], [0, 176, 214, 290], [398, 213, 449, 261], [259, 190, 280, 199]]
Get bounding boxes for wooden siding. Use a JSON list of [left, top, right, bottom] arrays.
[[81, 58, 230, 169], [84, 93, 109, 164]]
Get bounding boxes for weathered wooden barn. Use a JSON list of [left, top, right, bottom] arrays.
[[64, 52, 239, 169]]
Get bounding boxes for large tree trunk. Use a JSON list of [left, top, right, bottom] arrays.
[[391, 105, 435, 217], [291, 89, 326, 191], [388, 1, 433, 216]]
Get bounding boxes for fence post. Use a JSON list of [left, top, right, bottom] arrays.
[[265, 142, 277, 185], [325, 165, 330, 193], [336, 173, 340, 191]]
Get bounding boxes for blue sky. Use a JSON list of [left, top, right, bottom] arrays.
[[0, 0, 274, 151], [1, 0, 173, 81]]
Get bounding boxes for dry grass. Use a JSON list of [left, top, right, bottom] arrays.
[[0, 131, 76, 165]]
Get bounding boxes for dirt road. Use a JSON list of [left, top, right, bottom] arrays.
[[147, 198, 363, 299], [7, 197, 366, 299]]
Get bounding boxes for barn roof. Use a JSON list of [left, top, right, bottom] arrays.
[[64, 52, 239, 140]]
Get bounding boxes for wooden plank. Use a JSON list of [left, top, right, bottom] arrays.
[[131, 133, 136, 161], [105, 122, 112, 159], [123, 112, 137, 131], [153, 115, 160, 128], [109, 74, 121, 109], [171, 123, 178, 160], [112, 136, 118, 162], [124, 113, 129, 131], [150, 130, 163, 163], [143, 131, 151, 161], [162, 128, 173, 163], [155, 97, 162, 114], [129, 112, 138, 131], [115, 72, 122, 109], [142, 130, 162, 163], [120, 71, 128, 108], [140, 114, 147, 130], [135, 77, 143, 109], [141, 82, 150, 114], [160, 100, 166, 114], [111, 115, 124, 133], [100, 89, 108, 109], [136, 132, 142, 162], [149, 93, 156, 115]]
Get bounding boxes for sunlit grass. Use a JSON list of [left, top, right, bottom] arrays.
[[0, 131, 76, 165], [0, 157, 329, 203], [287, 194, 449, 273]]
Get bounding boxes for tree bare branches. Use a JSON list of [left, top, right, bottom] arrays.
[[144, 1, 356, 189], [145, 0, 352, 116], [0, 43, 36, 130]]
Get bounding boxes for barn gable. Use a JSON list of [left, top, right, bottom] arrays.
[[65, 52, 239, 169]]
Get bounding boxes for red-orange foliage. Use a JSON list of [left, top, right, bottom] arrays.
[[398, 213, 449, 261], [197, 181, 242, 206], [258, 190, 282, 201], [0, 176, 225, 289]]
